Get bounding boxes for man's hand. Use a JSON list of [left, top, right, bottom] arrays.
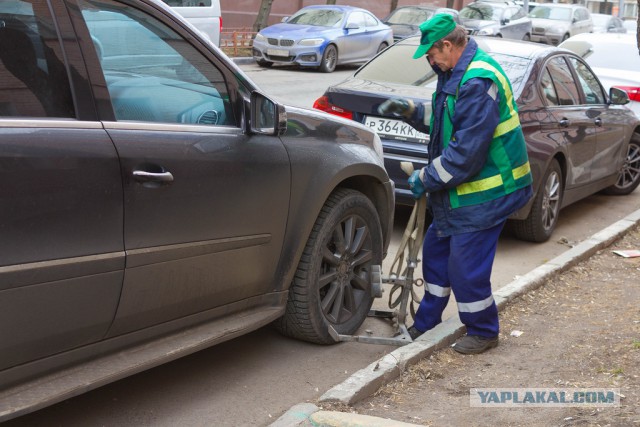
[[377, 98, 414, 118], [408, 169, 426, 199]]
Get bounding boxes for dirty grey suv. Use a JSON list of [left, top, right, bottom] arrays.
[[0, 0, 394, 420]]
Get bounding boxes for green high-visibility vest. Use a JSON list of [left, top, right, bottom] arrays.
[[430, 48, 532, 209]]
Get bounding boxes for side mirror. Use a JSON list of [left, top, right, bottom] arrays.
[[609, 87, 630, 105], [501, 18, 510, 25], [249, 91, 287, 135]]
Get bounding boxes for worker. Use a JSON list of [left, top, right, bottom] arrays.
[[378, 14, 533, 354]]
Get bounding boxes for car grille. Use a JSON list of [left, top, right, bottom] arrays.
[[267, 38, 295, 46]]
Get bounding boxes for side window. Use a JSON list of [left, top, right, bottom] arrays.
[[503, 8, 514, 21], [77, 0, 234, 126], [546, 56, 580, 106], [0, 1, 74, 118], [347, 12, 366, 28], [568, 57, 605, 105], [364, 12, 378, 27], [540, 68, 559, 106], [511, 7, 525, 20]]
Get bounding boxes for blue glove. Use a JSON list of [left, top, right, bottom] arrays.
[[377, 98, 412, 118], [408, 170, 426, 199]]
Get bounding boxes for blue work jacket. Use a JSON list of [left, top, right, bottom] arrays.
[[408, 38, 532, 236]]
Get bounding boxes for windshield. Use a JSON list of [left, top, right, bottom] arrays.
[[529, 6, 571, 21], [386, 8, 435, 25], [287, 8, 344, 27], [355, 40, 531, 97], [460, 4, 503, 21]]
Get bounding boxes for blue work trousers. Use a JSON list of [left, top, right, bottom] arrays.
[[413, 221, 504, 337]]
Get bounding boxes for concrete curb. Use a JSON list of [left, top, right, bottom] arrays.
[[271, 208, 640, 427]]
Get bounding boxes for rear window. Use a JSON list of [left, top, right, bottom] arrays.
[[355, 39, 531, 97]]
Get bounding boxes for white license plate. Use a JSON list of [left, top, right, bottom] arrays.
[[267, 48, 289, 57], [364, 116, 428, 143]]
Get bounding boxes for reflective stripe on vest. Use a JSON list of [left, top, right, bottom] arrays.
[[441, 49, 532, 208]]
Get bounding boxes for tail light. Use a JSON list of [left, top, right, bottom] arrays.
[[220, 17, 222, 32], [614, 86, 640, 102], [312, 95, 353, 120]]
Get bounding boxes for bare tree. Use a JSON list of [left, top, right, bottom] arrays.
[[390, 0, 398, 13], [253, 0, 274, 33], [327, 0, 337, 4]]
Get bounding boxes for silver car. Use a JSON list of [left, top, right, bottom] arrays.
[[459, 0, 532, 40], [529, 3, 593, 45]]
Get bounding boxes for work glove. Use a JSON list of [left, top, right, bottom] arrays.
[[377, 98, 414, 118], [408, 169, 426, 199]]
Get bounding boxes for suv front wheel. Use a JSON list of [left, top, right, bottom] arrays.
[[275, 188, 383, 344]]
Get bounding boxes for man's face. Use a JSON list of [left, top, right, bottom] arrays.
[[426, 41, 453, 72]]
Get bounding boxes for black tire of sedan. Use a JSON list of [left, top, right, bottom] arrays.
[[275, 188, 383, 344], [319, 44, 337, 73], [256, 59, 273, 68], [602, 134, 640, 195], [513, 159, 563, 243]]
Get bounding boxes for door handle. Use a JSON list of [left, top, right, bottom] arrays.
[[594, 118, 603, 127], [559, 118, 570, 128], [132, 170, 174, 183]]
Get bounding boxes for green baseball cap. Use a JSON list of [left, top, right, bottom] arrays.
[[412, 14, 457, 59]]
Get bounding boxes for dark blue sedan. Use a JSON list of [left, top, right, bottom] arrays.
[[252, 5, 393, 73]]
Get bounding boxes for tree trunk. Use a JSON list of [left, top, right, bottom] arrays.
[[636, 0, 640, 55], [253, 0, 274, 33], [390, 0, 398, 14], [326, 0, 337, 4]]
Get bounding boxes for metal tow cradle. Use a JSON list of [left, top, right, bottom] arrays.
[[329, 162, 427, 346]]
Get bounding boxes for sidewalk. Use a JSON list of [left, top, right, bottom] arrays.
[[272, 208, 640, 427]]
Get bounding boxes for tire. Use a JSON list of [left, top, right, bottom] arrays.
[[275, 188, 383, 344], [561, 33, 570, 42], [603, 135, 640, 195], [377, 42, 388, 53], [319, 44, 337, 73], [256, 59, 273, 68], [513, 159, 563, 243], [523, 33, 531, 41]]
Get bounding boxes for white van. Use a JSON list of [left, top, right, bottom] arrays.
[[161, 0, 222, 46]]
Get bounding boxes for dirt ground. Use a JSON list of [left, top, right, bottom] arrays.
[[323, 226, 640, 426]]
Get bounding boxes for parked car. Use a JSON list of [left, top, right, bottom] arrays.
[[459, 0, 532, 40], [251, 5, 393, 72], [515, 0, 540, 13], [313, 35, 640, 243], [0, 0, 394, 420], [382, 5, 461, 42], [560, 32, 640, 118], [528, 3, 593, 45], [623, 18, 637, 33], [160, 0, 222, 45], [590, 12, 627, 33]]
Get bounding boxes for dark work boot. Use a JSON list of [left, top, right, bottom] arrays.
[[452, 334, 499, 354], [408, 326, 424, 340]]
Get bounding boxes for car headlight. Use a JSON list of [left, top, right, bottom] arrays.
[[254, 33, 266, 43], [477, 27, 496, 36], [298, 38, 324, 47]]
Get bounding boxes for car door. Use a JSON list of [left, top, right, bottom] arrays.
[[539, 56, 598, 189], [0, 0, 124, 371], [340, 11, 370, 62], [567, 56, 628, 182], [71, 0, 291, 336]]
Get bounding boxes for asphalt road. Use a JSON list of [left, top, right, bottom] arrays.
[[6, 61, 640, 427]]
